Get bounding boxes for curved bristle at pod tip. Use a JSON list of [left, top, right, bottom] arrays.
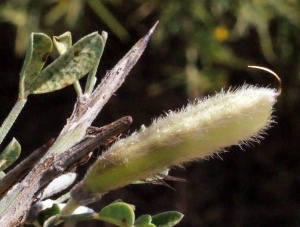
[[248, 65, 282, 96]]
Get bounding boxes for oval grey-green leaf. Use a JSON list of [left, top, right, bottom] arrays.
[[151, 211, 183, 227], [19, 33, 53, 98], [29, 32, 104, 94], [0, 138, 21, 171]]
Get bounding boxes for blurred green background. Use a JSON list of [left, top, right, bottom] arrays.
[[0, 0, 299, 226]]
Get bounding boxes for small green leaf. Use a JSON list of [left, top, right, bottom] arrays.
[[151, 211, 183, 227], [28, 32, 104, 95], [53, 31, 72, 55], [135, 215, 156, 227], [0, 138, 21, 171], [19, 33, 53, 99], [98, 202, 135, 227], [36, 204, 60, 226], [135, 214, 152, 225]]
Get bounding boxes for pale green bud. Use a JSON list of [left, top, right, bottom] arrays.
[[71, 85, 279, 203]]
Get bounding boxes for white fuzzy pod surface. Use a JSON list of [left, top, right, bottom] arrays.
[[72, 85, 278, 199]]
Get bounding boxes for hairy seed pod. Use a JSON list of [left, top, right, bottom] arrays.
[[71, 85, 279, 203]]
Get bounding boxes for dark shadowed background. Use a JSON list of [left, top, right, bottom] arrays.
[[0, 1, 299, 226]]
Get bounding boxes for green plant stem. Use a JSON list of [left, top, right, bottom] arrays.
[[60, 212, 98, 222], [60, 198, 80, 216], [73, 81, 83, 97], [54, 192, 71, 203], [0, 99, 27, 145], [84, 64, 98, 94]]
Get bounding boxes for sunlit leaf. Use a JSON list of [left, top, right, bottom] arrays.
[[19, 33, 53, 99], [151, 211, 183, 227], [53, 31, 84, 96], [28, 32, 104, 95], [53, 31, 72, 55], [98, 202, 135, 227], [0, 138, 21, 171]]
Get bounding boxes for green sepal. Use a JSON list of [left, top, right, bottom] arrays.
[[28, 32, 104, 95], [135, 214, 156, 227], [53, 32, 72, 55], [0, 138, 21, 171], [151, 211, 183, 227], [19, 33, 53, 99], [36, 204, 60, 227], [98, 202, 135, 227], [132, 168, 169, 184]]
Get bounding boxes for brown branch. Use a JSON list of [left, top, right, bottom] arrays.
[[0, 22, 157, 227]]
